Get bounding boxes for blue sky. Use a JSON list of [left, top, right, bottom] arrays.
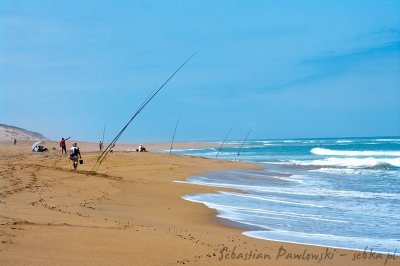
[[1, 1, 399, 142]]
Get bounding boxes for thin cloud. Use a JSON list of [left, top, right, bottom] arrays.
[[253, 40, 400, 93], [303, 40, 400, 66]]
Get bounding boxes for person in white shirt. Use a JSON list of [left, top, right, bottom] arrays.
[[70, 142, 82, 170], [137, 144, 147, 152]]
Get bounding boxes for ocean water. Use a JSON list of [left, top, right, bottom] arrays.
[[171, 137, 400, 253]]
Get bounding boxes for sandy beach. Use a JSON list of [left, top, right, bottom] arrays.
[[0, 140, 398, 266]]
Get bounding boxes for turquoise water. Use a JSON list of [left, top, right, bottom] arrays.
[[171, 137, 400, 253]]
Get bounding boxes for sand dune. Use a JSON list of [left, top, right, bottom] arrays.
[[0, 124, 47, 141]]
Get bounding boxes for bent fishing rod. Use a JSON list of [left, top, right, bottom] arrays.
[[93, 52, 197, 170], [235, 129, 252, 160]]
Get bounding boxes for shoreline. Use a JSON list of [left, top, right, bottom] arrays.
[[0, 141, 398, 265], [180, 168, 400, 256]]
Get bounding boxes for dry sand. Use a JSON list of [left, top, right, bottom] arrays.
[[0, 140, 398, 265]]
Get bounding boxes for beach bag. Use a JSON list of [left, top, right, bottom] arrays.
[[79, 159, 83, 164]]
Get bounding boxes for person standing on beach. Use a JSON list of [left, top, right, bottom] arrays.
[[13, 138, 17, 145], [60, 137, 70, 154], [70, 142, 82, 170], [99, 141, 103, 152]]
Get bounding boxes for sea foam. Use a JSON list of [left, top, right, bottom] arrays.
[[296, 157, 400, 168], [311, 147, 400, 156]]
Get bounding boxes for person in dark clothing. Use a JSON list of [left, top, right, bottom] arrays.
[[70, 142, 82, 170], [138, 144, 147, 152], [60, 137, 70, 154]]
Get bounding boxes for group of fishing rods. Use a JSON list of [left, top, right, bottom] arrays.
[[216, 127, 252, 159], [93, 52, 253, 171], [168, 117, 252, 159]]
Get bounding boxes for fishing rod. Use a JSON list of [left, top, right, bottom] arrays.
[[100, 87, 157, 154], [93, 52, 197, 170], [216, 125, 234, 158], [94, 53, 196, 169], [106, 87, 157, 148], [169, 116, 181, 154], [94, 88, 158, 169], [236, 129, 252, 160]]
